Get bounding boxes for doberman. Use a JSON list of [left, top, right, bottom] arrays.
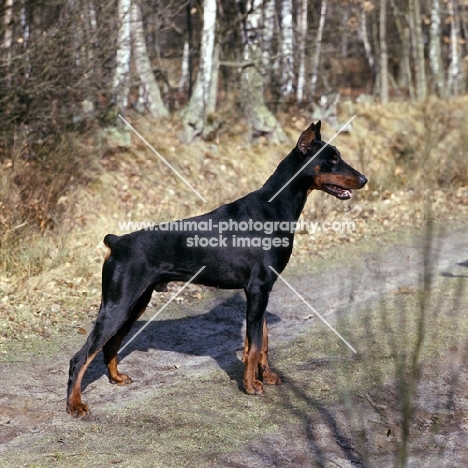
[[67, 121, 367, 417]]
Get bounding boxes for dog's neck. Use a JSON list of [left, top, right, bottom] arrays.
[[260, 150, 310, 221]]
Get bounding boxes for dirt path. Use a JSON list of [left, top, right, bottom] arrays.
[[1, 224, 468, 467]]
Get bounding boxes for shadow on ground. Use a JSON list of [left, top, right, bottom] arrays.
[[441, 258, 468, 278], [82, 292, 281, 392]]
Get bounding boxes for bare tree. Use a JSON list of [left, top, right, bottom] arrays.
[[296, 0, 308, 103], [408, 0, 426, 100], [178, 41, 190, 93], [447, 0, 463, 96], [280, 0, 294, 97], [180, 0, 218, 142], [262, 0, 276, 84], [390, 0, 414, 98], [380, 0, 389, 103], [310, 0, 328, 99], [112, 0, 132, 114], [429, 0, 445, 96], [207, 42, 220, 116], [3, 0, 14, 69], [131, 3, 169, 118], [359, 0, 376, 89], [241, 0, 286, 143]]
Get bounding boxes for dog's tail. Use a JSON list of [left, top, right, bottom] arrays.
[[103, 233, 119, 249]]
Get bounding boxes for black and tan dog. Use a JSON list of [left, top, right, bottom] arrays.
[[67, 121, 367, 417]]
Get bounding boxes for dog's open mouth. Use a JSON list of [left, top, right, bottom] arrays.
[[324, 184, 352, 200]]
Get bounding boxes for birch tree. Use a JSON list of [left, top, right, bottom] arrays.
[[310, 0, 328, 99], [447, 0, 463, 96], [429, 0, 445, 96], [178, 42, 190, 93], [408, 0, 426, 100], [262, 0, 276, 84], [359, 1, 376, 87], [112, 0, 132, 114], [180, 0, 217, 142], [111, 0, 168, 119], [131, 3, 168, 118], [241, 0, 285, 143], [390, 0, 414, 97], [296, 0, 308, 102], [380, 0, 389, 103], [3, 0, 14, 69], [280, 0, 294, 97]]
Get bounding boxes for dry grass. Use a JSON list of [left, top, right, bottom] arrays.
[[1, 100, 468, 343]]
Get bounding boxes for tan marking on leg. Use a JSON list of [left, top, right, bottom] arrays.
[[259, 319, 282, 385], [67, 350, 99, 418], [105, 305, 147, 385], [107, 354, 132, 385], [243, 343, 263, 395], [242, 335, 249, 363]]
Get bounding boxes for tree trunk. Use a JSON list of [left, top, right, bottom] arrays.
[[402, 27, 414, 99], [408, 0, 426, 100], [186, 1, 194, 97], [359, 2, 376, 90], [112, 0, 132, 114], [3, 0, 14, 68], [262, 0, 276, 84], [280, 0, 294, 97], [429, 0, 445, 96], [380, 0, 389, 103], [131, 3, 169, 119], [178, 41, 190, 93], [447, 0, 463, 96], [296, 0, 308, 102], [202, 42, 220, 140], [206, 42, 219, 116], [341, 6, 349, 58], [390, 0, 414, 98], [180, 0, 217, 142], [310, 0, 328, 99], [241, 0, 286, 143]]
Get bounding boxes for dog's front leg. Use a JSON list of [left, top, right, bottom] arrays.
[[242, 318, 282, 386], [243, 283, 271, 395], [259, 319, 282, 385]]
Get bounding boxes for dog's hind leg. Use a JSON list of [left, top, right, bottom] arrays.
[[102, 287, 153, 385], [67, 284, 149, 417]]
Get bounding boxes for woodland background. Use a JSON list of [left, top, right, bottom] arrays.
[[1, 0, 467, 147], [1, 3, 468, 465], [1, 0, 467, 233]]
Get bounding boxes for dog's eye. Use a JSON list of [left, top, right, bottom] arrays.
[[329, 157, 338, 164]]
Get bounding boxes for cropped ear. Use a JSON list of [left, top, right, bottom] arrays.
[[315, 120, 322, 141], [297, 121, 322, 155]]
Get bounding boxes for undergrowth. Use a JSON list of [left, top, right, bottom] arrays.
[[0, 99, 468, 342]]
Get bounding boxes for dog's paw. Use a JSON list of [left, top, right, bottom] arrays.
[[109, 373, 132, 385], [244, 379, 264, 395], [262, 369, 282, 385], [67, 402, 89, 418]]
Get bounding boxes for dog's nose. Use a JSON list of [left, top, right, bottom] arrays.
[[359, 175, 368, 187]]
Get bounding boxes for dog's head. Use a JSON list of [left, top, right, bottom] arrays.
[[296, 121, 367, 200]]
